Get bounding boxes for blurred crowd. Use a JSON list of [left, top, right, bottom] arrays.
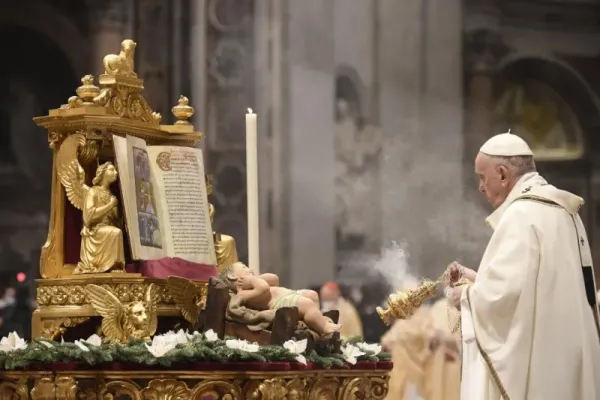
[[312, 279, 461, 400], [0, 284, 34, 340]]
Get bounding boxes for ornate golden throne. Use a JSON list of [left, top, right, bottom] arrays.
[[30, 39, 231, 341]]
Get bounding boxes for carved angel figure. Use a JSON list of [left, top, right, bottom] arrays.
[[56, 134, 125, 274], [166, 276, 206, 325], [103, 39, 137, 78], [86, 284, 158, 342]]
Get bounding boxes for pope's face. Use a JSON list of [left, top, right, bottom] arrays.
[[474, 153, 511, 209]]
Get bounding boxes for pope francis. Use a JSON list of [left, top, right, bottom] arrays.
[[446, 132, 600, 400]]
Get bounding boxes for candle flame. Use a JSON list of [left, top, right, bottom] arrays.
[[247, 108, 253, 114]]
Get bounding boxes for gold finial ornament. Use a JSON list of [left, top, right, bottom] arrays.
[[172, 95, 195, 125], [55, 133, 125, 274], [86, 283, 158, 342], [76, 75, 101, 104], [103, 39, 138, 78]]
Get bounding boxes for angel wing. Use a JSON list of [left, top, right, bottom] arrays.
[[86, 284, 125, 341], [56, 133, 89, 210], [166, 276, 203, 324], [144, 284, 159, 335]]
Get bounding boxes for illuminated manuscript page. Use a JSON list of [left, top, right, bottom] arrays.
[[146, 145, 216, 265]]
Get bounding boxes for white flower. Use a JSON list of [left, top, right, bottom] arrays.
[[341, 344, 365, 365], [185, 330, 202, 341], [355, 342, 382, 355], [283, 339, 307, 364], [225, 339, 259, 353], [156, 330, 189, 347], [145, 335, 178, 358], [203, 329, 219, 342], [0, 332, 27, 352], [83, 334, 102, 347], [74, 340, 90, 352], [40, 341, 54, 349]]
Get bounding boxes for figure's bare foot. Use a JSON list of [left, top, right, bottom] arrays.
[[322, 322, 341, 337]]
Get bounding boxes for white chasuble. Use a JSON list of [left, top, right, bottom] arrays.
[[460, 173, 600, 400]]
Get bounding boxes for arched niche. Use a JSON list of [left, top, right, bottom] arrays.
[[0, 24, 78, 281], [494, 57, 600, 163], [0, 3, 89, 77]]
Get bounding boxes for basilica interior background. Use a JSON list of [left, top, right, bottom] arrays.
[[1, 0, 600, 341]]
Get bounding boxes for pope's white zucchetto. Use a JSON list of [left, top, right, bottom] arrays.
[[479, 131, 533, 157]]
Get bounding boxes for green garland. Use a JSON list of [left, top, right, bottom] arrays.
[[0, 335, 390, 371]]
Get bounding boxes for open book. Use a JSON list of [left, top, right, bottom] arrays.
[[113, 134, 216, 265]]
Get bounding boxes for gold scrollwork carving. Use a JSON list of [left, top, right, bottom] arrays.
[[140, 379, 192, 399], [308, 377, 339, 400], [36, 283, 176, 307], [40, 317, 90, 341], [103, 379, 142, 399], [286, 378, 310, 400], [0, 378, 29, 399], [338, 377, 371, 400], [0, 373, 390, 400], [368, 376, 389, 400], [30, 377, 55, 400], [55, 377, 78, 400], [191, 380, 241, 400], [48, 132, 67, 150], [251, 378, 288, 400]]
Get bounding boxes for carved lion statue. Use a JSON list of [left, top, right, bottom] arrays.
[[86, 284, 158, 342], [103, 39, 138, 78]]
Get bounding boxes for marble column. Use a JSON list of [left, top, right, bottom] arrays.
[[134, 0, 172, 117], [284, 0, 336, 289], [379, 0, 466, 278], [190, 0, 207, 131], [87, 0, 130, 76], [379, 0, 426, 274]]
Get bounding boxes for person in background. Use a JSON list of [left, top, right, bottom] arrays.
[[381, 297, 460, 400], [1, 287, 33, 340], [320, 281, 363, 339], [0, 287, 16, 309]]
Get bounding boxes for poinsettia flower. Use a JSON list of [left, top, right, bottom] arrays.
[[283, 339, 307, 364], [355, 342, 382, 355], [74, 340, 90, 352], [156, 330, 189, 346], [83, 334, 102, 347], [185, 330, 202, 341], [0, 332, 27, 352], [145, 335, 177, 358], [225, 339, 259, 353], [341, 344, 365, 365], [203, 329, 219, 342]]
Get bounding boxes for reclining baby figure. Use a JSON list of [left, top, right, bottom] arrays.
[[219, 262, 341, 336]]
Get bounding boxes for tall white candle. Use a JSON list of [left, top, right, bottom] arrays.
[[246, 108, 260, 274]]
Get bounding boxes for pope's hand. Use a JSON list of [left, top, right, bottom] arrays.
[[446, 261, 477, 286]]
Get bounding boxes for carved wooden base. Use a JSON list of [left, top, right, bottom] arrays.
[[0, 369, 389, 399], [33, 275, 204, 340]]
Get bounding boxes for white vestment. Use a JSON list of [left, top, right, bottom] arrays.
[[460, 172, 600, 400]]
